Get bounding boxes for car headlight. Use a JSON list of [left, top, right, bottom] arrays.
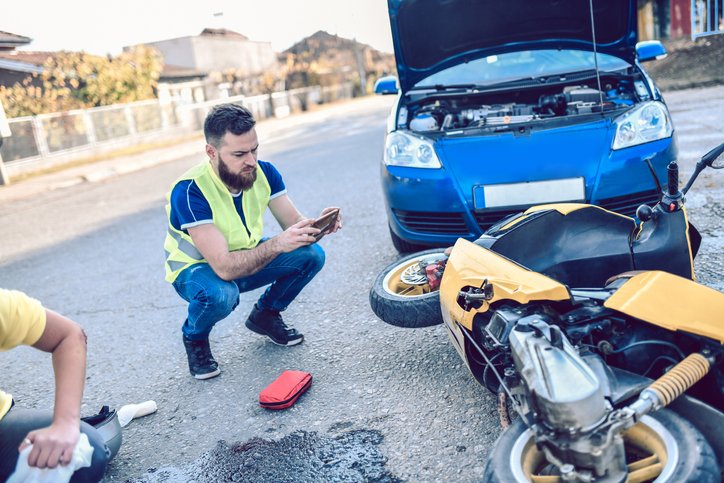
[[612, 101, 673, 150], [383, 131, 442, 168]]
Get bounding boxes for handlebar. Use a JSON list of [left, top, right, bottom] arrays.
[[667, 161, 679, 196]]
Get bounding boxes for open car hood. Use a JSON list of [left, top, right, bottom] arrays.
[[388, 0, 638, 92]]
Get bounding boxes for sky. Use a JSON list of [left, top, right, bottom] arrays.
[[2, 0, 395, 56]]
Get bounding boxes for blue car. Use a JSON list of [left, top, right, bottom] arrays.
[[377, 0, 676, 252]]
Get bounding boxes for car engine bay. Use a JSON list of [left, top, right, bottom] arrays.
[[402, 76, 648, 133]]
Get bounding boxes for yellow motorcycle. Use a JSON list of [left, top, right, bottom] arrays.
[[370, 143, 724, 481]]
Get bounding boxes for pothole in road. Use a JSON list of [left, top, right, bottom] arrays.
[[131, 429, 401, 482]]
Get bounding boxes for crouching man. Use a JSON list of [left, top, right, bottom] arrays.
[[164, 104, 341, 379]]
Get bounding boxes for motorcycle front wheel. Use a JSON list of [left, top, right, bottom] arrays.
[[369, 249, 448, 328], [483, 409, 718, 482]]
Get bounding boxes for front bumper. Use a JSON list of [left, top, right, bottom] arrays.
[[383, 135, 678, 247]]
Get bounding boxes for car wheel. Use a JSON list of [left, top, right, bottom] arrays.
[[483, 409, 718, 482], [369, 249, 447, 328], [389, 225, 428, 253]]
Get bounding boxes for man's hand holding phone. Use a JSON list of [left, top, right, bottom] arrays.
[[312, 207, 341, 242], [275, 208, 341, 252]]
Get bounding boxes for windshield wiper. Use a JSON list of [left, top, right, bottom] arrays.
[[408, 83, 479, 92], [476, 69, 603, 89], [411, 67, 627, 93]]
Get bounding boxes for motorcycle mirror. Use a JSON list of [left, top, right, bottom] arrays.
[[702, 142, 724, 168], [682, 142, 724, 194]]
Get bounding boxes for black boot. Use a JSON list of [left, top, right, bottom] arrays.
[[245, 304, 304, 346], [182, 335, 221, 379]]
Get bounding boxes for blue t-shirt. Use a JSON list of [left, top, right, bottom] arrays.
[[169, 160, 286, 234]]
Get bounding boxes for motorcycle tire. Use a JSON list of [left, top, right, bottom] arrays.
[[369, 248, 448, 328], [483, 408, 718, 482]]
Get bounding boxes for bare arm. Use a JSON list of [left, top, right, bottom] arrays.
[[189, 217, 319, 281], [268, 194, 305, 230], [19, 309, 87, 469]]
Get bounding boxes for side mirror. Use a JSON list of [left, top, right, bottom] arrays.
[[374, 75, 398, 95], [702, 142, 724, 169], [636, 40, 667, 62]]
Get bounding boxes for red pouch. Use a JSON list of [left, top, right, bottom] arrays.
[[259, 370, 312, 410]]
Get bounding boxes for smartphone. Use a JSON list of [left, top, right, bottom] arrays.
[[312, 209, 339, 241]]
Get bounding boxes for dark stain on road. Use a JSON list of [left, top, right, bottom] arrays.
[[131, 429, 401, 482]]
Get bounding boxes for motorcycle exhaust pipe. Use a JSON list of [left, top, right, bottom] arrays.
[[628, 353, 711, 418]]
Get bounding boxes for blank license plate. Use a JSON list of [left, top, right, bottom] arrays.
[[474, 178, 585, 209]]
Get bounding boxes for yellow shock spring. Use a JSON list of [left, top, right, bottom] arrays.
[[647, 353, 710, 407]]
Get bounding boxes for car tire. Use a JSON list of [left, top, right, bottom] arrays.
[[483, 409, 719, 482], [369, 249, 447, 328], [389, 226, 428, 253]]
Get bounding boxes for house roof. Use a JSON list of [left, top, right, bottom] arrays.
[[0, 50, 56, 66], [0, 51, 52, 75], [0, 31, 32, 49], [199, 28, 248, 40]]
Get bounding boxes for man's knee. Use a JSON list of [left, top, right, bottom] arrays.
[[202, 282, 240, 315], [303, 244, 326, 273]]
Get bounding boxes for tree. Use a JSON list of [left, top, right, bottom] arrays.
[[0, 46, 163, 118]]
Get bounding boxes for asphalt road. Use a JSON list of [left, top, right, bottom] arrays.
[[0, 87, 722, 482]]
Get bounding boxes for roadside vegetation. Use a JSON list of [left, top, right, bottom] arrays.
[[0, 45, 162, 118]]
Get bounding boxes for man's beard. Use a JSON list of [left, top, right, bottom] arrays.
[[218, 154, 256, 192]]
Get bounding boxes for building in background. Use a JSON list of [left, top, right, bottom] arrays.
[[133, 28, 280, 102], [0, 31, 43, 88], [639, 0, 673, 39], [141, 28, 276, 76], [638, 0, 723, 40], [0, 31, 31, 52]]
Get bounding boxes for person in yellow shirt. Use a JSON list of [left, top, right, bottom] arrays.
[[0, 289, 109, 482]]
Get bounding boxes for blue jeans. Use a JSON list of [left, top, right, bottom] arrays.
[[172, 243, 325, 340]]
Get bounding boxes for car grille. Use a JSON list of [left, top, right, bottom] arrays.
[[474, 209, 524, 232], [598, 190, 659, 218], [392, 209, 468, 234], [393, 190, 659, 236]]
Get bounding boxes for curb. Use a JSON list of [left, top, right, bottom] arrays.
[[0, 143, 200, 204]]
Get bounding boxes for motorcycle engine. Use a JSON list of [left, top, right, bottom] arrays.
[[510, 315, 608, 427], [508, 315, 627, 480]]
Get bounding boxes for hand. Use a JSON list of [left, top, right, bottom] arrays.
[[19, 420, 80, 469], [319, 207, 342, 234], [274, 218, 319, 252]]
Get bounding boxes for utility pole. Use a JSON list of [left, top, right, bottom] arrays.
[[353, 37, 367, 95]]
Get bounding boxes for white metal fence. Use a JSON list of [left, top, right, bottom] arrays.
[[692, 0, 724, 38], [0, 83, 354, 175]]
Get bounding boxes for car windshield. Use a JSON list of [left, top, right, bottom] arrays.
[[414, 50, 630, 88]]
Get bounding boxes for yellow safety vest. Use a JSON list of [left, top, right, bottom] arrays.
[[164, 161, 271, 283]]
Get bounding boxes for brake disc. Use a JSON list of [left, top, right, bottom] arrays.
[[400, 263, 428, 285]]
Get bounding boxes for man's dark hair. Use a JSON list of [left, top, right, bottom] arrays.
[[204, 103, 256, 147]]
